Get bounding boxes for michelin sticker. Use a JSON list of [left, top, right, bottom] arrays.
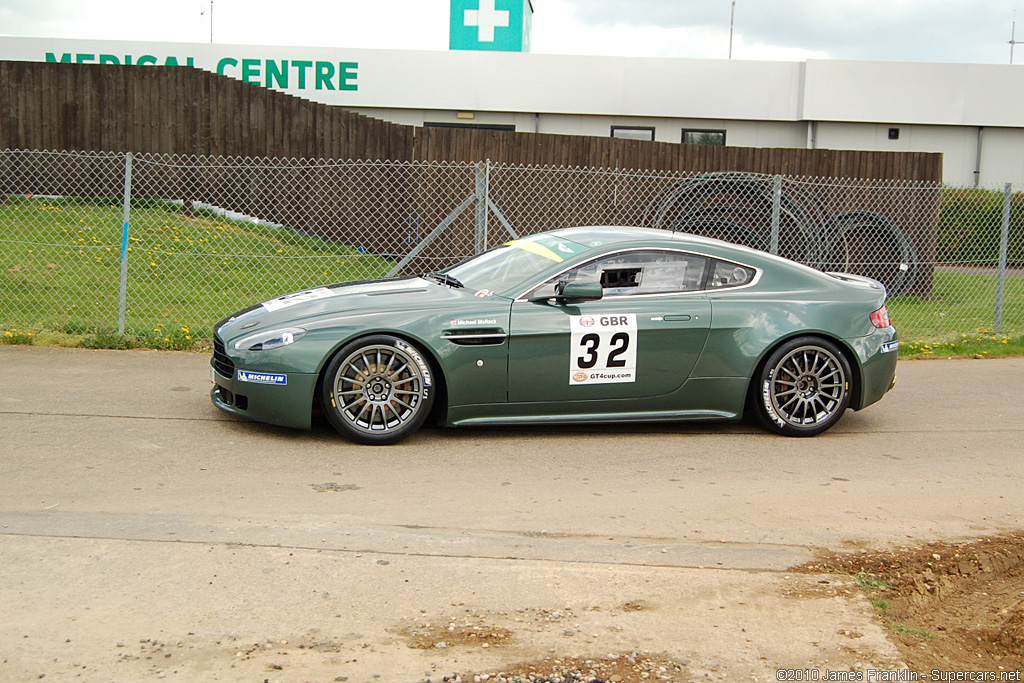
[[569, 314, 637, 385], [237, 370, 288, 385]]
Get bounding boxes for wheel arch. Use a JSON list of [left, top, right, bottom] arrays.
[[744, 331, 864, 417], [311, 330, 450, 426]]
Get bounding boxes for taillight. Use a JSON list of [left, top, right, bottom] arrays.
[[870, 305, 891, 328]]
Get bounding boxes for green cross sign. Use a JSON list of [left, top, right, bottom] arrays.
[[449, 0, 532, 52]]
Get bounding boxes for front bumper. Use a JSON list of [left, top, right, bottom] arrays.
[[210, 359, 318, 430]]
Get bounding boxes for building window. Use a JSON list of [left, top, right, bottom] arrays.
[[611, 126, 655, 141], [424, 122, 515, 131], [682, 129, 726, 146]]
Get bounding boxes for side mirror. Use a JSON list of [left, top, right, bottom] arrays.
[[557, 281, 603, 302]]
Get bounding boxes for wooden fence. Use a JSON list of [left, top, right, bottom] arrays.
[[414, 127, 942, 181], [1, 60, 941, 182], [0, 60, 415, 161]]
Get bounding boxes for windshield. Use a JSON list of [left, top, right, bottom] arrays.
[[444, 234, 592, 294]]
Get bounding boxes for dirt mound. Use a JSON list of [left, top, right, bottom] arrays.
[[449, 652, 687, 683], [793, 532, 1024, 672]]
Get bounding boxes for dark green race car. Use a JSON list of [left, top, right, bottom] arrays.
[[211, 226, 897, 444]]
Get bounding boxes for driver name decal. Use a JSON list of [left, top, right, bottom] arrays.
[[569, 314, 638, 385]]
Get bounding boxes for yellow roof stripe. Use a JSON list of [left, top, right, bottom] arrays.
[[506, 239, 564, 263]]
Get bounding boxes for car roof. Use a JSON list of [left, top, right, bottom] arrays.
[[543, 225, 838, 283], [546, 226, 759, 255]]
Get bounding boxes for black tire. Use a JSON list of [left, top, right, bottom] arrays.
[[754, 337, 851, 437], [321, 335, 435, 445]]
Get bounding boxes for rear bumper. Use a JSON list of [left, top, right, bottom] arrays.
[[850, 329, 898, 411]]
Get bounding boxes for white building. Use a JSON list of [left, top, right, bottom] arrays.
[[3, 36, 1024, 186]]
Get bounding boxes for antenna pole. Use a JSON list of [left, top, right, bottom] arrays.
[[1012, 10, 1020, 64], [729, 0, 736, 59]]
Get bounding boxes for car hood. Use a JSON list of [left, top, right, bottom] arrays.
[[216, 277, 485, 337]]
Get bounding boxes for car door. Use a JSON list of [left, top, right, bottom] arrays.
[[508, 249, 712, 404]]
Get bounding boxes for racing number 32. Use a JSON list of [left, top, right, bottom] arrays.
[[577, 332, 629, 368], [569, 314, 638, 385]]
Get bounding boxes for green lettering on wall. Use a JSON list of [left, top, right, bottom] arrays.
[[99, 54, 120, 64], [315, 61, 335, 90], [217, 57, 238, 75], [242, 58, 261, 83], [292, 60, 312, 89], [75, 54, 96, 64], [339, 62, 358, 91], [45, 53, 72, 63], [137, 55, 157, 65], [266, 60, 288, 88]]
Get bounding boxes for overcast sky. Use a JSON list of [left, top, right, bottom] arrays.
[[0, 0, 1021, 64]]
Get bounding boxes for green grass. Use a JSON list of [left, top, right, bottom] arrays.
[[889, 269, 1023, 358], [2, 193, 1023, 355], [855, 572, 890, 591], [889, 270, 1024, 338], [0, 195, 395, 347], [897, 329, 1024, 359], [891, 624, 934, 640], [855, 572, 934, 641]]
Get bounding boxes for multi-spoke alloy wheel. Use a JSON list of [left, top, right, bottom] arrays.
[[755, 337, 851, 436], [322, 335, 434, 445]]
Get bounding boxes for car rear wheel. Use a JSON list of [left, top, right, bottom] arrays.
[[322, 335, 434, 445], [755, 337, 851, 437]]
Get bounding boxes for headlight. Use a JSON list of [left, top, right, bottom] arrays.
[[232, 327, 306, 351]]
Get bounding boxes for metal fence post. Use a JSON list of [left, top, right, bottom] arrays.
[[994, 182, 1012, 333], [117, 153, 133, 335], [770, 174, 782, 255], [474, 160, 489, 254]]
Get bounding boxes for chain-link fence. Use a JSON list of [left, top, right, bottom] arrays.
[[1, 149, 1021, 343]]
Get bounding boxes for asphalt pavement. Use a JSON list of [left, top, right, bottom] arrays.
[[1, 346, 1022, 682]]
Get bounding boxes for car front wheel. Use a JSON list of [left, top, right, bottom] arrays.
[[322, 335, 435, 445], [754, 337, 851, 437]]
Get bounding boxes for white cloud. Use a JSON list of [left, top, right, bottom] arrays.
[[0, 0, 1017, 63], [530, 0, 830, 61]]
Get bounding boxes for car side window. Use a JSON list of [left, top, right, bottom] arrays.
[[709, 261, 756, 288], [530, 250, 709, 298]]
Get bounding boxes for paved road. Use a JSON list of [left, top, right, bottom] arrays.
[[1, 346, 1022, 682]]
